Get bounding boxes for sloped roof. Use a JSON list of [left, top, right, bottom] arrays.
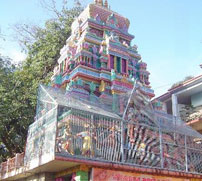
[[155, 74, 202, 102], [39, 85, 121, 119]]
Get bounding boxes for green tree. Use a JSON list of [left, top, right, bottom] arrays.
[[0, 55, 37, 162], [0, 56, 20, 161], [0, 1, 83, 161]]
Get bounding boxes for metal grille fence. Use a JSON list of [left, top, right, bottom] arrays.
[[55, 106, 202, 174]]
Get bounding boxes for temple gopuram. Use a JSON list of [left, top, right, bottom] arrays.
[[51, 0, 154, 103], [1, 1, 202, 181]]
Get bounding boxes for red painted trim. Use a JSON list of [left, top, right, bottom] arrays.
[[55, 156, 202, 178]]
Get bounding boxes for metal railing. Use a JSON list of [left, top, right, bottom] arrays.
[[55, 108, 202, 174], [0, 153, 24, 178]]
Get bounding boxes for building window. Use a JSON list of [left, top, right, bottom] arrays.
[[110, 55, 114, 69], [122, 58, 127, 73], [96, 59, 101, 69], [91, 57, 94, 66], [117, 57, 121, 73], [85, 56, 88, 65]]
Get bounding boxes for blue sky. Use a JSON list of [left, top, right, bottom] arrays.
[[0, 0, 202, 97]]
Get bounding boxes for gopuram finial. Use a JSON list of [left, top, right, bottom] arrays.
[[97, 0, 103, 6], [104, 0, 108, 8]]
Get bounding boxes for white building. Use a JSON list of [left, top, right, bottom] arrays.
[[155, 74, 202, 133]]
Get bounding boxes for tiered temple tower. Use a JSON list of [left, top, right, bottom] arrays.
[[51, 0, 154, 108]]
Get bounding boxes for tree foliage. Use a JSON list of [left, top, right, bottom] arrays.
[[0, 0, 83, 162], [0, 56, 34, 161]]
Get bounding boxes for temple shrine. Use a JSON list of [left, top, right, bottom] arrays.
[[51, 0, 154, 103], [1, 1, 202, 181]]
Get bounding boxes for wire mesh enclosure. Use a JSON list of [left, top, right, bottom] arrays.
[[24, 86, 58, 168], [25, 85, 202, 174]]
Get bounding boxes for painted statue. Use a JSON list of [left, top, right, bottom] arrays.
[[57, 123, 74, 155], [77, 124, 92, 156]]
